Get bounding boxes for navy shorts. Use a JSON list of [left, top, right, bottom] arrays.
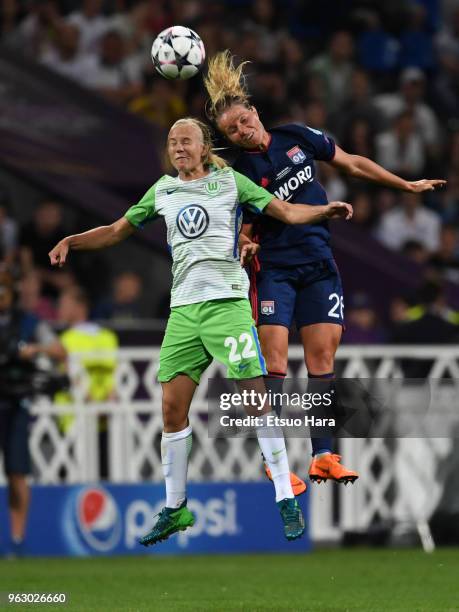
[[0, 399, 31, 475], [253, 259, 344, 329]]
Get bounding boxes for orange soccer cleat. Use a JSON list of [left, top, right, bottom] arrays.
[[265, 465, 307, 496], [308, 453, 359, 485]]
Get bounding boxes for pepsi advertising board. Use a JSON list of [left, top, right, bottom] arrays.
[[0, 483, 310, 556]]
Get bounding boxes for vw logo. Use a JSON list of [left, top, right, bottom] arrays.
[[176, 204, 209, 239]]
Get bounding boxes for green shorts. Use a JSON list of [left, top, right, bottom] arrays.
[[158, 298, 267, 383]]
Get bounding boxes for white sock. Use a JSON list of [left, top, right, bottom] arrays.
[[161, 425, 192, 509], [255, 411, 294, 502]]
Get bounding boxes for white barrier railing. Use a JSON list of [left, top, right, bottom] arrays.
[[1, 345, 457, 543]]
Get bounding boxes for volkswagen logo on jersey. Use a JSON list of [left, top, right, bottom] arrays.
[[177, 204, 209, 239], [75, 487, 122, 552], [286, 145, 306, 165]]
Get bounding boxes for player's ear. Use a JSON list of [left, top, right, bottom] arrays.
[[250, 105, 259, 118], [201, 143, 210, 163]]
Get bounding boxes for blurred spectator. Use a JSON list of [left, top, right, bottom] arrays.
[[376, 192, 441, 253], [373, 68, 440, 151], [331, 69, 383, 140], [309, 30, 356, 112], [449, 131, 459, 172], [433, 56, 459, 122], [40, 22, 96, 85], [129, 79, 187, 127], [374, 188, 398, 218], [1, 0, 23, 39], [302, 73, 328, 107], [85, 29, 143, 104], [93, 271, 145, 322], [375, 110, 426, 177], [434, 6, 459, 120], [242, 0, 284, 63], [108, 0, 160, 76], [0, 191, 17, 267], [429, 225, 459, 284], [302, 101, 328, 132], [342, 291, 387, 344], [356, 10, 399, 73], [401, 239, 430, 265], [342, 117, 376, 160], [279, 35, 305, 90], [55, 286, 118, 478], [350, 191, 377, 230], [437, 172, 459, 225], [317, 163, 347, 202], [251, 65, 289, 124], [389, 295, 410, 326], [19, 272, 57, 321], [19, 200, 75, 298], [399, 4, 435, 70], [65, 0, 110, 54], [435, 6, 459, 61], [391, 280, 459, 343], [10, 0, 60, 58], [0, 271, 66, 556]]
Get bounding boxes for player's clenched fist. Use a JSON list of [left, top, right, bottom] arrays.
[[240, 241, 260, 266], [325, 202, 353, 220], [49, 238, 70, 267]]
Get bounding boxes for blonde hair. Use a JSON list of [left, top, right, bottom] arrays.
[[168, 117, 227, 169], [204, 50, 251, 122]]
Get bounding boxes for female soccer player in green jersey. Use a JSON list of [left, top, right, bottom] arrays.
[[49, 117, 352, 545]]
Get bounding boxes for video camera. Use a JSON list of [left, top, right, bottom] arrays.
[[0, 321, 69, 398]]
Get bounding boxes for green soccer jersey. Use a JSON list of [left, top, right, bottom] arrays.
[[125, 166, 273, 307]]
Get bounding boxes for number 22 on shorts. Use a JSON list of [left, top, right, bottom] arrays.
[[224, 333, 257, 363]]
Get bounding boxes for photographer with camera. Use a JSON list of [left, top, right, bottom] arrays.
[[0, 270, 66, 557]]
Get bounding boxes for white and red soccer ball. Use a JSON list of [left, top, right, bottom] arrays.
[[151, 26, 205, 80]]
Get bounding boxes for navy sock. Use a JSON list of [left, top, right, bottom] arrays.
[[308, 372, 335, 456], [263, 371, 286, 417]]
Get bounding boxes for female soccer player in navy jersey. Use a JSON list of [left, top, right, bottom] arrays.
[[205, 51, 446, 491]]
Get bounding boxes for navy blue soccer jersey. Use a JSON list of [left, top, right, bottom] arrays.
[[233, 123, 336, 265]]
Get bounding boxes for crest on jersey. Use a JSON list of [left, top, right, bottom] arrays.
[[261, 300, 275, 315], [204, 181, 222, 196], [176, 204, 209, 239], [286, 146, 306, 165]]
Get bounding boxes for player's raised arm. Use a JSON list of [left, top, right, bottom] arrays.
[[331, 145, 447, 193], [49, 217, 134, 267], [265, 198, 353, 225], [233, 169, 353, 226]]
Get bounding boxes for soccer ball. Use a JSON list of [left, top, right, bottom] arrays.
[[151, 26, 205, 80]]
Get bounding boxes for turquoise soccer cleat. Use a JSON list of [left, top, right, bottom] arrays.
[[139, 500, 195, 547], [277, 498, 305, 541]]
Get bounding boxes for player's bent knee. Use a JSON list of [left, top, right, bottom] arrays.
[[162, 399, 188, 432], [264, 350, 288, 374], [306, 349, 336, 374]]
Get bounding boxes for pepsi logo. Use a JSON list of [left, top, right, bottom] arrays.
[[76, 487, 121, 552]]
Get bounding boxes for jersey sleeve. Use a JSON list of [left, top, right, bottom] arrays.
[[232, 170, 273, 214], [124, 181, 161, 228], [299, 125, 336, 161]]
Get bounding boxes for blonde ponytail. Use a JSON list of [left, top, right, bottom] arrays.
[[169, 117, 227, 169], [204, 50, 251, 121]]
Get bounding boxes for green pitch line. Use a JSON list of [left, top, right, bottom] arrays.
[[0, 549, 458, 611]]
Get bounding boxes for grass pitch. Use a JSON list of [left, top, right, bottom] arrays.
[[1, 549, 458, 611]]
